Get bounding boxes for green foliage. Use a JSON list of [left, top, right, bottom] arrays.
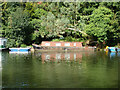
[[20, 44, 27, 48], [64, 36, 85, 42], [86, 6, 115, 43], [2, 2, 120, 47], [3, 5, 33, 47], [6, 38, 16, 48], [52, 39, 61, 42], [52, 37, 84, 42]]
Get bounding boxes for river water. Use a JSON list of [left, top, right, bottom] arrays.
[[1, 51, 119, 88]]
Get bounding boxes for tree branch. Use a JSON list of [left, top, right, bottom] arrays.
[[67, 28, 88, 36]]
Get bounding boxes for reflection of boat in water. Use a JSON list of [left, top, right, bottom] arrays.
[[9, 48, 31, 53], [41, 52, 83, 63], [9, 51, 30, 54], [109, 52, 116, 57], [42, 52, 82, 60], [108, 52, 120, 58], [117, 52, 120, 57], [40, 51, 94, 63]]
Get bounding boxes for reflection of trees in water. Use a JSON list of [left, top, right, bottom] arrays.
[[0, 52, 1, 69], [1, 51, 9, 61], [0, 70, 1, 89]]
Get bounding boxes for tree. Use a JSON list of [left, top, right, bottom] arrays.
[[1, 2, 120, 47], [4, 7, 33, 47], [85, 6, 117, 44]]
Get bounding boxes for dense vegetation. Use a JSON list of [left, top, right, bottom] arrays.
[[1, 2, 120, 48]]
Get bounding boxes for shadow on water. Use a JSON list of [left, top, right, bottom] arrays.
[[1, 51, 119, 88]]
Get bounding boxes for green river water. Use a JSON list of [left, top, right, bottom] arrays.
[[1, 51, 119, 88]]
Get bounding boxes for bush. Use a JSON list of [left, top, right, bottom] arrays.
[[20, 44, 27, 48], [52, 37, 85, 42], [52, 39, 61, 41]]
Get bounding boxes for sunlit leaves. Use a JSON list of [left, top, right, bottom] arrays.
[[2, 2, 120, 47], [86, 6, 117, 43]]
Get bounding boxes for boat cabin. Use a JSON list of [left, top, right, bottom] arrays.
[[41, 41, 83, 47], [0, 37, 7, 49]]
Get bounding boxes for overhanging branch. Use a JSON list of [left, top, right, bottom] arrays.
[[66, 28, 88, 36]]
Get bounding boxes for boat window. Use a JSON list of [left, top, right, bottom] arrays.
[[65, 43, 70, 46], [56, 43, 61, 46]]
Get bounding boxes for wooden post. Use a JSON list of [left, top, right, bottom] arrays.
[[118, 43, 120, 48], [31, 47, 35, 53]]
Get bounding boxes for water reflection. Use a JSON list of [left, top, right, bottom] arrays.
[[0, 51, 2, 89], [41, 52, 83, 63], [117, 52, 120, 57], [2, 51, 118, 88], [107, 52, 120, 59], [0, 52, 2, 69]]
